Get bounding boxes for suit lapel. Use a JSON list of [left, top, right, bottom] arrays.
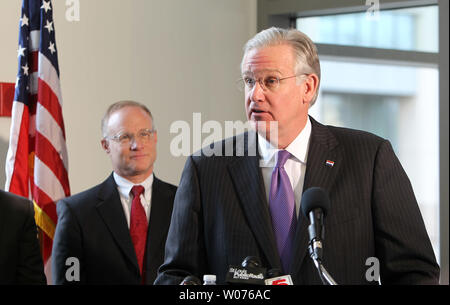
[[227, 132, 281, 270], [290, 117, 343, 281], [146, 177, 171, 262], [95, 174, 140, 273]]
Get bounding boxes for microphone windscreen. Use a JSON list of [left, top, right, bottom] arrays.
[[301, 187, 331, 217], [241, 256, 262, 269]]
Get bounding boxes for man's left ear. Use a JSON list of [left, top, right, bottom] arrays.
[[101, 138, 110, 153], [302, 74, 319, 104]]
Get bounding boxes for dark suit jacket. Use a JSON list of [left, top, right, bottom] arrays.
[[0, 190, 46, 284], [155, 117, 440, 285], [52, 174, 176, 284]]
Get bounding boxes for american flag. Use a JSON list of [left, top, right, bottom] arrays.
[[4, 0, 70, 275]]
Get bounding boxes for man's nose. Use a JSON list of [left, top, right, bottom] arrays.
[[130, 136, 144, 150], [249, 81, 265, 102]]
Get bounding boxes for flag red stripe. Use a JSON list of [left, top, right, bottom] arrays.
[[8, 106, 30, 197], [40, 232, 53, 265], [35, 131, 70, 196], [30, 50, 38, 74], [28, 94, 37, 116], [37, 78, 66, 138], [29, 93, 37, 106]]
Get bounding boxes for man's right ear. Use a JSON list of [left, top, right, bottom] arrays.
[[101, 139, 110, 153]]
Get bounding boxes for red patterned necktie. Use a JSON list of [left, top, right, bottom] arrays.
[[130, 185, 148, 282]]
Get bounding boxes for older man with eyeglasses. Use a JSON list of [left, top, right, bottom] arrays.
[[155, 27, 439, 285], [52, 101, 177, 284]]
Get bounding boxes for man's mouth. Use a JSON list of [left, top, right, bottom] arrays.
[[250, 108, 271, 119], [131, 154, 147, 159], [252, 109, 265, 113]]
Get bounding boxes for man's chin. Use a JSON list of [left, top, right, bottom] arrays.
[[249, 120, 278, 140], [121, 164, 153, 178]]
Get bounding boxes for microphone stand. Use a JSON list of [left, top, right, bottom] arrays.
[[308, 241, 338, 285]]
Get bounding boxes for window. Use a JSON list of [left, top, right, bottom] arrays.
[[309, 61, 439, 259], [297, 6, 438, 52], [298, 6, 440, 262]]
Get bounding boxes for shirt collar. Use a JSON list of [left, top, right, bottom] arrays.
[[113, 172, 153, 201], [258, 116, 312, 166]]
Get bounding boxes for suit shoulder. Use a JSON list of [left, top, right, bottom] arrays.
[[326, 124, 387, 149], [328, 124, 384, 140], [155, 178, 177, 194], [58, 179, 108, 210], [191, 132, 254, 162], [0, 190, 33, 216]]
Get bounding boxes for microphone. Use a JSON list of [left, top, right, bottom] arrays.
[[225, 256, 266, 285], [266, 268, 282, 278], [180, 275, 202, 285], [301, 187, 330, 261], [241, 256, 262, 269], [301, 187, 337, 285], [264, 268, 293, 285]]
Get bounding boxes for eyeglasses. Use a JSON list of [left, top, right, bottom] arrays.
[[107, 128, 155, 145], [238, 74, 307, 92]]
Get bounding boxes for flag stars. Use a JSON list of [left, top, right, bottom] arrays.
[[44, 20, 54, 33], [22, 64, 29, 76], [41, 0, 52, 13], [48, 41, 56, 54], [17, 45, 26, 58], [21, 14, 29, 27]]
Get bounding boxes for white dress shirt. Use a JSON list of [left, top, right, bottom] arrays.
[[113, 172, 153, 228], [258, 117, 312, 218]]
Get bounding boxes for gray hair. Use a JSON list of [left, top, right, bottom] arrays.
[[101, 100, 155, 138], [241, 27, 321, 105]]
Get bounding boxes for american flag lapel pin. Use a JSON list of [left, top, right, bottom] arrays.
[[325, 160, 335, 167]]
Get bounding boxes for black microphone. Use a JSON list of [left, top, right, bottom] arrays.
[[180, 275, 202, 285], [301, 187, 331, 261], [266, 268, 282, 278], [264, 268, 293, 285], [225, 256, 266, 285]]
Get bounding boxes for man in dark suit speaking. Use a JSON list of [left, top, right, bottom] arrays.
[[52, 101, 176, 284], [0, 190, 46, 284], [155, 28, 440, 285]]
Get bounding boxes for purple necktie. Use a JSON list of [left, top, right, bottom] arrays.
[[269, 150, 297, 273]]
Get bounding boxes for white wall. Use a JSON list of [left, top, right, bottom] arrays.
[[0, 0, 257, 193]]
